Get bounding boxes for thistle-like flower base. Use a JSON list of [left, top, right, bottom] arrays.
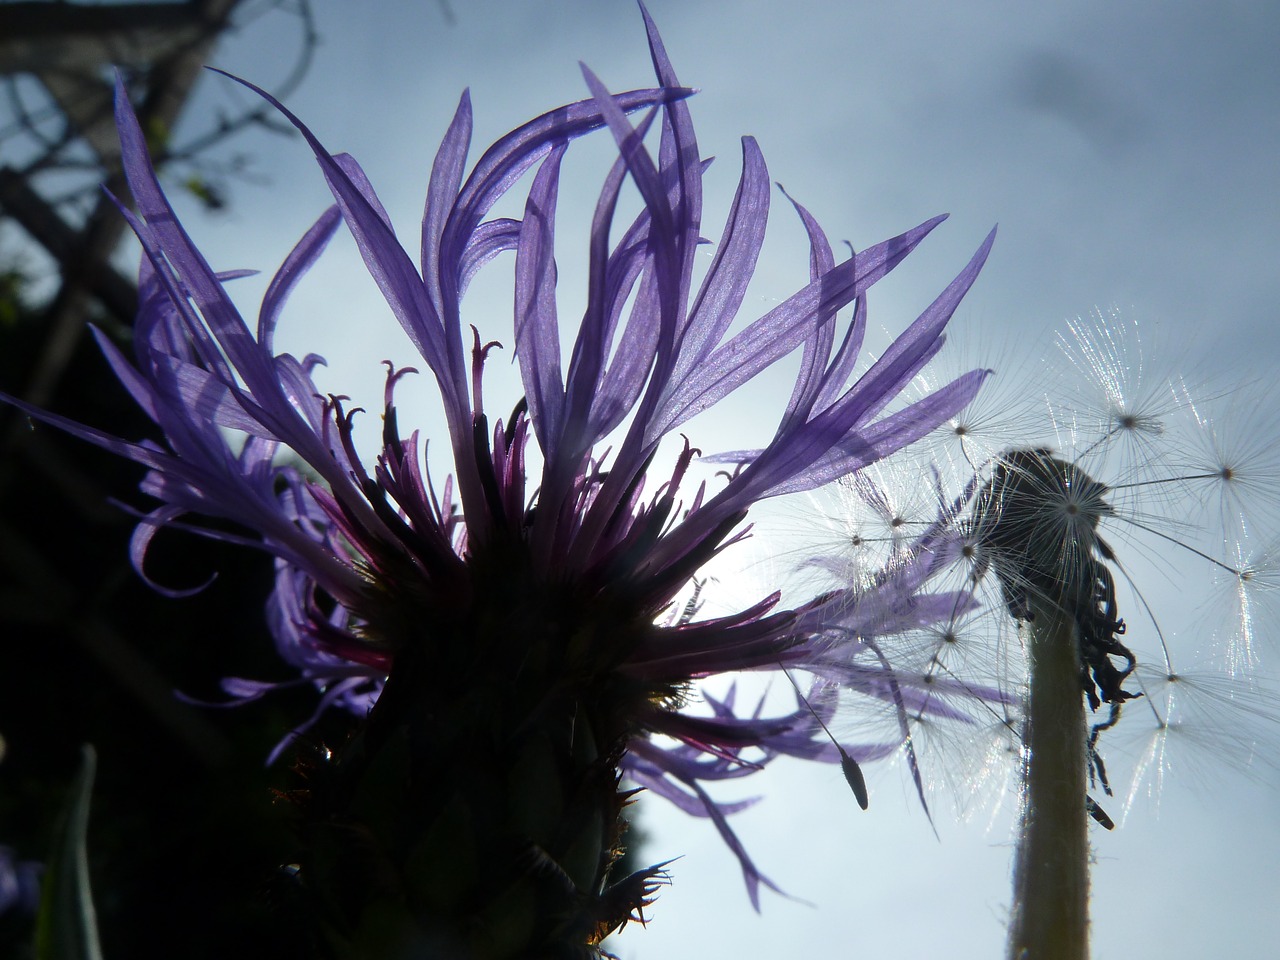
[[281, 549, 672, 959]]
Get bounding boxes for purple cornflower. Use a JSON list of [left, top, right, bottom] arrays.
[[4, 8, 994, 955]]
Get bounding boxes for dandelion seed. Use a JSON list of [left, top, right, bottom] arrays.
[[1206, 538, 1280, 676], [912, 318, 1049, 480], [1121, 663, 1280, 815], [1176, 386, 1280, 546], [1054, 309, 1178, 464]]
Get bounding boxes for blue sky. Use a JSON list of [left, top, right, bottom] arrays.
[[48, 1, 1280, 956]]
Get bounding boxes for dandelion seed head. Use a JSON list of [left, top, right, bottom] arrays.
[[972, 447, 1115, 621], [798, 308, 1280, 826]]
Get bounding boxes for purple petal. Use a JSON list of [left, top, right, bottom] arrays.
[[650, 215, 948, 439], [513, 143, 568, 451], [668, 137, 771, 390], [259, 205, 342, 352]]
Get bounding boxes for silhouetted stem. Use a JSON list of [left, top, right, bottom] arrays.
[[1007, 600, 1090, 960]]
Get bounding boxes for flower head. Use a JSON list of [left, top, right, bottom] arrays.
[[3, 8, 995, 952]]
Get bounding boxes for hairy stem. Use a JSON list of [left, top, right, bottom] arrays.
[[1007, 600, 1090, 960]]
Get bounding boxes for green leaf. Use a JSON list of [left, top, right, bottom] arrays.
[[35, 745, 104, 960]]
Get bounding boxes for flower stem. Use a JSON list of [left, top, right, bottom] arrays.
[[1007, 599, 1090, 960]]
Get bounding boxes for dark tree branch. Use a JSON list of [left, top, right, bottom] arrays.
[[0, 166, 137, 323], [0, 0, 322, 414]]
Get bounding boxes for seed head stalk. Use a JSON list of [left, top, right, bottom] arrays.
[[1007, 597, 1091, 960], [970, 449, 1128, 960]]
